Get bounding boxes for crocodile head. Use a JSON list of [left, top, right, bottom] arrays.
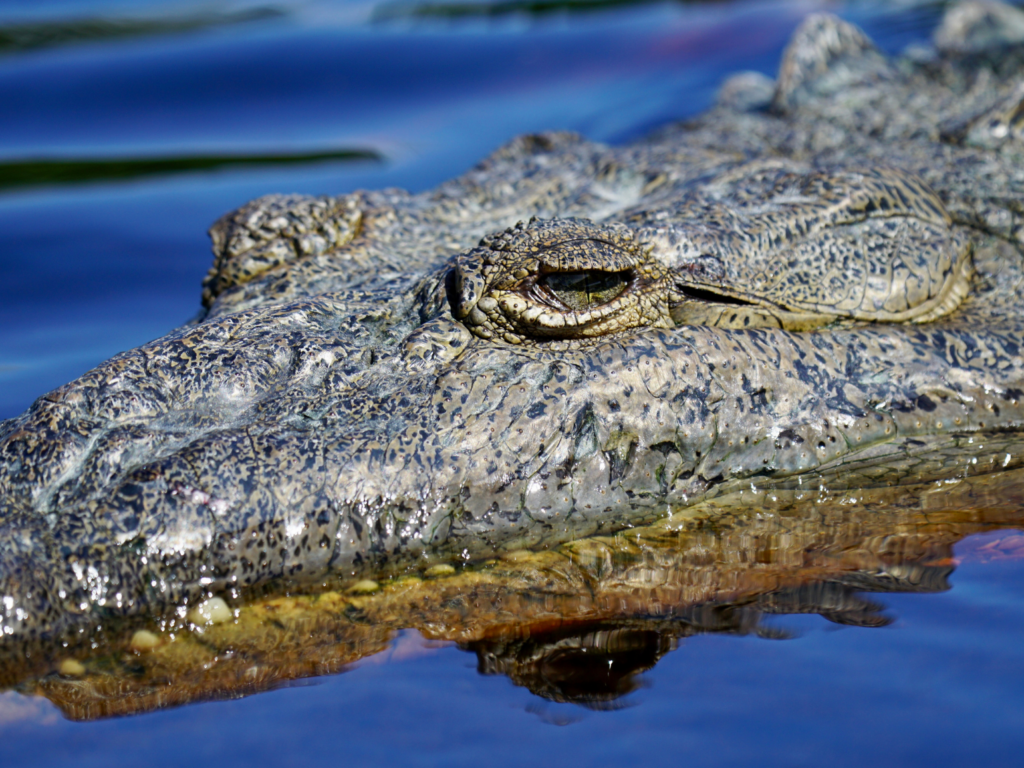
[[3, 2, 1024, 641]]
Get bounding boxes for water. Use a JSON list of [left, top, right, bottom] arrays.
[[2, 0, 1024, 765]]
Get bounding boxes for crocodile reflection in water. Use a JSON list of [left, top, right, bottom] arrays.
[[3, 1, 1024, 643], [469, 579, 907, 709]]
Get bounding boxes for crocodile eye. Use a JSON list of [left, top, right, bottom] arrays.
[[453, 218, 675, 344], [540, 270, 630, 311]]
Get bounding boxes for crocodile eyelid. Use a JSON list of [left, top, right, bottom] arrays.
[[453, 218, 675, 343]]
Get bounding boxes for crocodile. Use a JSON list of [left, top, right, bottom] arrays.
[[3, 0, 1024, 642]]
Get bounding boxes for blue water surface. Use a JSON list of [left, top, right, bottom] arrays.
[[2, 1, 1024, 765]]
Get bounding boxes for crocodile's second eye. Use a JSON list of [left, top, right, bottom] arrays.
[[540, 270, 631, 311]]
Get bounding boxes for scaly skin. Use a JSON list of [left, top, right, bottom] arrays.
[[16, 450, 1024, 718], [2, 2, 1024, 641]]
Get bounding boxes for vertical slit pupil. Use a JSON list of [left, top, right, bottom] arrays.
[[542, 270, 629, 311]]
